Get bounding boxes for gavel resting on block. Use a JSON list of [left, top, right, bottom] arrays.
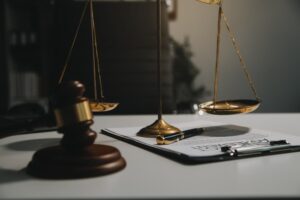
[[27, 81, 126, 179]]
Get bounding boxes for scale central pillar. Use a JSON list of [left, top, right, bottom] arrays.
[[137, 0, 180, 138]]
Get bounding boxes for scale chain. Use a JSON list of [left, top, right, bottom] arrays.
[[90, 0, 97, 100], [221, 8, 260, 101], [92, 16, 105, 100], [58, 0, 105, 102], [213, 2, 223, 106], [90, 0, 105, 101], [58, 0, 89, 84]]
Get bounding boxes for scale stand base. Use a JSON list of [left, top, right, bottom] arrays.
[[137, 118, 181, 138], [27, 144, 126, 179]]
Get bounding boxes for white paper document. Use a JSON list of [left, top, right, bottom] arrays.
[[102, 120, 300, 158]]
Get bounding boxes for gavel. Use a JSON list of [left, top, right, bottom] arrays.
[[27, 81, 126, 179]]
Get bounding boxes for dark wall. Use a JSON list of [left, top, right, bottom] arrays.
[[53, 1, 175, 114], [0, 0, 8, 113], [0, 0, 176, 115]]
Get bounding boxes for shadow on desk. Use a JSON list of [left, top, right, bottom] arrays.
[[5, 138, 60, 151], [0, 138, 60, 184], [0, 168, 28, 185]]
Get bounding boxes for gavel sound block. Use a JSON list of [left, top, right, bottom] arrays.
[[27, 81, 126, 179]]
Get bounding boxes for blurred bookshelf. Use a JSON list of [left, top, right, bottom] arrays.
[[0, 0, 56, 115], [0, 0, 176, 116]]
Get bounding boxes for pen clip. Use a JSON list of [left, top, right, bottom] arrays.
[[156, 128, 203, 145]]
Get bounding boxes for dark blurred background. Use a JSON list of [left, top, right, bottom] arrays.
[[0, 0, 204, 134], [1, 0, 300, 134]]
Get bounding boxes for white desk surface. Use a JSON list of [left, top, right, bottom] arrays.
[[1, 113, 300, 199]]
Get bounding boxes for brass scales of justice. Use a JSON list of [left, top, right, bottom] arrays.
[[138, 0, 261, 137], [197, 0, 261, 115], [58, 0, 118, 113], [57, 0, 261, 137]]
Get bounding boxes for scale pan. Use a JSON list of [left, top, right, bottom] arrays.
[[196, 0, 221, 5], [90, 101, 119, 112], [199, 99, 260, 115]]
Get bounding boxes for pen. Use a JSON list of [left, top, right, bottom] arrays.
[[156, 128, 204, 145], [221, 140, 291, 157]]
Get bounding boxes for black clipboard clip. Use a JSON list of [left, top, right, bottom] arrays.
[[221, 140, 295, 157]]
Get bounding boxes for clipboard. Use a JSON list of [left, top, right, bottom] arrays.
[[101, 120, 300, 164]]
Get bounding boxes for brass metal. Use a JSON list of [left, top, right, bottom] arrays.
[[57, 0, 118, 113], [213, 2, 222, 104], [196, 0, 221, 5], [90, 101, 119, 112], [156, 132, 183, 145], [137, 118, 181, 138], [196, 0, 261, 115], [54, 100, 93, 128], [200, 99, 261, 115], [137, 0, 180, 137]]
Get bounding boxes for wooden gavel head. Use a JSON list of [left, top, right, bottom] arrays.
[[53, 81, 96, 149]]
